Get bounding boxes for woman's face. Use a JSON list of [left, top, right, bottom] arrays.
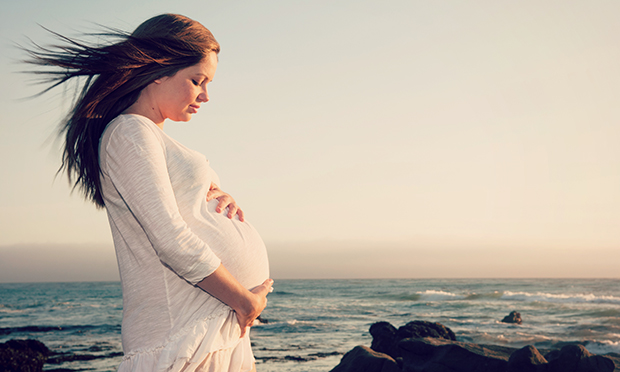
[[150, 51, 218, 123]]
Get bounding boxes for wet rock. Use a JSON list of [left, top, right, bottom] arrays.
[[0, 339, 49, 372], [507, 345, 547, 372], [329, 345, 401, 372], [370, 320, 456, 361], [370, 322, 398, 356], [398, 337, 511, 372], [501, 311, 522, 325], [340, 320, 619, 372], [396, 321, 457, 342], [547, 344, 615, 372]]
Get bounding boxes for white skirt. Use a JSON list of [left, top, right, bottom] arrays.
[[117, 310, 255, 372]]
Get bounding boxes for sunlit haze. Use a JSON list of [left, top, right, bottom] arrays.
[[1, 1, 619, 281]]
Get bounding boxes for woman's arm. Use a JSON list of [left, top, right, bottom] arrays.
[[198, 265, 272, 337]]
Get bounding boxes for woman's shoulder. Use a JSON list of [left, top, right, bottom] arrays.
[[107, 114, 161, 135], [102, 114, 164, 147]]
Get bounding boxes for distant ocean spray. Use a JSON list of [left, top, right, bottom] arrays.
[[1, 279, 619, 371]]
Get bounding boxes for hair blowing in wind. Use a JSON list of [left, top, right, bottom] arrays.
[[22, 14, 220, 207]]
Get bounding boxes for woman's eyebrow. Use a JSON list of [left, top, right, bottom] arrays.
[[193, 73, 212, 81]]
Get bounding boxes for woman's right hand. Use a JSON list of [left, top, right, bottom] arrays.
[[235, 278, 273, 338], [197, 265, 273, 338]]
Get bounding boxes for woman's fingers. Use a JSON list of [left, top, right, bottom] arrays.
[[253, 279, 274, 296], [206, 186, 245, 220], [236, 279, 274, 338], [227, 204, 238, 218], [206, 189, 223, 202], [216, 196, 229, 213]]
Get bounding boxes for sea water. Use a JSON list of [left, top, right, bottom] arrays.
[[1, 279, 619, 371]]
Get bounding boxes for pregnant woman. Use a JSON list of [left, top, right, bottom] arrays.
[[25, 14, 271, 372]]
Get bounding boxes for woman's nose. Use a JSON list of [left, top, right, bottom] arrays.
[[198, 89, 209, 102]]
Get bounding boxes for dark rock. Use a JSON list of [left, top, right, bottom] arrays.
[[329, 345, 401, 372], [544, 349, 560, 363], [547, 344, 615, 372], [603, 353, 619, 371], [345, 319, 619, 372], [398, 337, 510, 372], [396, 321, 457, 342], [370, 322, 398, 356], [501, 311, 522, 325], [284, 355, 312, 361], [507, 345, 547, 372], [0, 339, 49, 372], [370, 321, 457, 360]]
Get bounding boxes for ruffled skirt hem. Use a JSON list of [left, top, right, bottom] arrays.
[[117, 310, 254, 372]]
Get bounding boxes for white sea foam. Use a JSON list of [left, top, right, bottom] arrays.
[[502, 291, 620, 305], [0, 307, 25, 314], [585, 340, 620, 355], [417, 290, 464, 301]]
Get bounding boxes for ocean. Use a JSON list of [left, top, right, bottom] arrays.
[[1, 279, 619, 371]]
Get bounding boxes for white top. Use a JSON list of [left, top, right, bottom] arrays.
[[99, 114, 270, 372]]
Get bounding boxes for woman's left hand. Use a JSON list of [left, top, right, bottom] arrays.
[[207, 183, 245, 221]]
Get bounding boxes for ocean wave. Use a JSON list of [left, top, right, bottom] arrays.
[[255, 351, 342, 363], [583, 309, 620, 318], [47, 350, 123, 365], [382, 293, 422, 301], [0, 324, 120, 336], [464, 291, 504, 301], [0, 306, 26, 314], [392, 290, 512, 303], [417, 290, 465, 301], [502, 291, 620, 305], [585, 340, 620, 355], [272, 291, 299, 296], [375, 290, 511, 303], [257, 319, 335, 333]]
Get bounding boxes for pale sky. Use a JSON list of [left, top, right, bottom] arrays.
[[1, 1, 619, 281]]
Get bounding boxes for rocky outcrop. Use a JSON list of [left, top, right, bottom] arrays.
[[370, 321, 398, 357], [370, 320, 456, 360], [507, 345, 547, 372], [396, 321, 456, 342], [398, 337, 510, 372], [329, 345, 400, 372], [501, 311, 522, 324], [0, 339, 49, 372], [546, 344, 616, 372], [329, 320, 618, 372]]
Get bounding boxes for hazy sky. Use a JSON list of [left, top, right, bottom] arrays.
[[1, 1, 619, 281]]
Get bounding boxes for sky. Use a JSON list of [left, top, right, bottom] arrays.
[[1, 0, 619, 281]]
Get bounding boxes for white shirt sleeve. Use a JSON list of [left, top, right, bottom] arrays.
[[101, 118, 221, 284]]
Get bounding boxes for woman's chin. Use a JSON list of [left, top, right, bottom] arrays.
[[171, 114, 194, 122]]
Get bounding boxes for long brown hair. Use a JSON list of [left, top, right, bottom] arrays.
[[23, 14, 220, 207]]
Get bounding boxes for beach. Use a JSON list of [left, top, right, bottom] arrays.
[[1, 279, 619, 371]]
